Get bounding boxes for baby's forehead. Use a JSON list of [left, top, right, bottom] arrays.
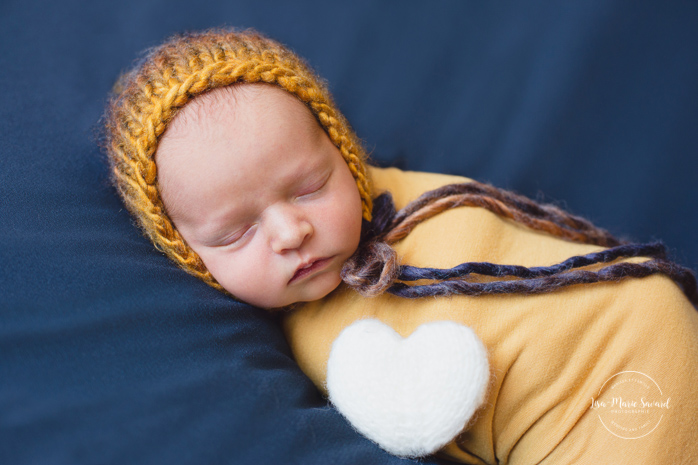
[[165, 85, 249, 137], [155, 82, 333, 219], [164, 83, 319, 140]]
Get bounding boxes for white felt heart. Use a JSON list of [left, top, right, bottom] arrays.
[[326, 319, 489, 458]]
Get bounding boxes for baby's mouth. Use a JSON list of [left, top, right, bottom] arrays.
[[289, 257, 332, 284]]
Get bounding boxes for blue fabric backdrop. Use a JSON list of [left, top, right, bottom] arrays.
[[1, 1, 696, 464]]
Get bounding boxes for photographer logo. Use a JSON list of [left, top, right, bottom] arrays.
[[590, 371, 670, 439]]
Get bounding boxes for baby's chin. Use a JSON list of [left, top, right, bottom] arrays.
[[236, 269, 345, 311]]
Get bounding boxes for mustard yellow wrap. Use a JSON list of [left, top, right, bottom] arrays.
[[281, 167, 698, 464]]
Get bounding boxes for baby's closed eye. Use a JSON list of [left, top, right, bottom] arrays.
[[295, 170, 332, 200], [216, 224, 257, 248]]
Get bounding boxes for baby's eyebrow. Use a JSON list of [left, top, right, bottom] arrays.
[[294, 161, 331, 187], [273, 148, 329, 191]]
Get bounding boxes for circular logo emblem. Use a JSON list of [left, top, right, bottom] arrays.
[[590, 371, 670, 439]]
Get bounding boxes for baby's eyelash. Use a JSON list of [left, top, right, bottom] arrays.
[[221, 224, 256, 247], [297, 173, 330, 198]]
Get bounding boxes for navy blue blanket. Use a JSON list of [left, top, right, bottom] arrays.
[[2, 1, 696, 463]]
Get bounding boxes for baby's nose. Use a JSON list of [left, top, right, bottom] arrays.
[[268, 206, 313, 253]]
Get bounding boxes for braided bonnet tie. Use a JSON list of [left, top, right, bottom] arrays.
[[341, 183, 698, 308]]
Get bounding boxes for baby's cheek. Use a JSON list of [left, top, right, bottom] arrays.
[[340, 195, 363, 245], [213, 247, 265, 299], [332, 182, 361, 223]]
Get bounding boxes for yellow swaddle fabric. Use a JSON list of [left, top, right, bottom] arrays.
[[281, 166, 698, 464]]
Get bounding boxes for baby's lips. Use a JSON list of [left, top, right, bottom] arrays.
[[289, 257, 332, 284]]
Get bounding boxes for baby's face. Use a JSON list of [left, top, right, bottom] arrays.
[[156, 84, 363, 309]]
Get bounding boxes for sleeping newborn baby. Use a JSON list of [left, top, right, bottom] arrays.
[[154, 83, 363, 309], [104, 28, 698, 463]]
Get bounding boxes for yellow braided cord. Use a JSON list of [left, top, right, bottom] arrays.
[[104, 29, 372, 291]]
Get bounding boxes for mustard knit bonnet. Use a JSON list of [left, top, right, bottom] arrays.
[[104, 28, 372, 292]]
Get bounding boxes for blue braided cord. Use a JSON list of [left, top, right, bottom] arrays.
[[398, 242, 667, 281], [389, 261, 662, 298]]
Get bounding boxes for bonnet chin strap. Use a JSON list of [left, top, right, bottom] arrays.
[[341, 182, 698, 308]]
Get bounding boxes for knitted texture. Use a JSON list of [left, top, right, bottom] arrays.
[[103, 28, 697, 305], [326, 319, 490, 458], [104, 28, 372, 291], [341, 186, 698, 306]]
